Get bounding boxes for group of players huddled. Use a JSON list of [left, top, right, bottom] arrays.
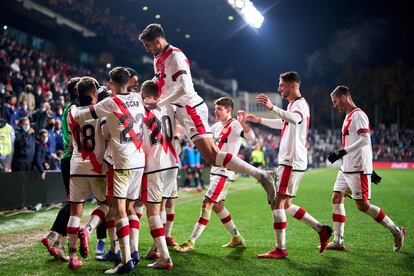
[[39, 23, 406, 274]]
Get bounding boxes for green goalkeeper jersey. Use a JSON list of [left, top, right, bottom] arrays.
[[62, 101, 74, 159]]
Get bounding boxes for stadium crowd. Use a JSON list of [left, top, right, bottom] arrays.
[[1, 33, 413, 174]]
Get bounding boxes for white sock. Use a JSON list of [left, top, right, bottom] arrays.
[[165, 207, 175, 237], [128, 215, 140, 254], [285, 204, 322, 232], [106, 217, 119, 253], [67, 216, 81, 259], [86, 204, 109, 235], [217, 208, 240, 236], [190, 208, 212, 243], [365, 204, 401, 235], [149, 215, 170, 259], [160, 210, 167, 227], [116, 218, 131, 264], [272, 209, 286, 250], [215, 151, 261, 180], [332, 204, 346, 244], [135, 205, 144, 219]]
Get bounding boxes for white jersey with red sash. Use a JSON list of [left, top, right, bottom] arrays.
[[278, 97, 310, 171], [143, 104, 179, 173], [68, 107, 107, 176], [153, 44, 203, 108], [341, 108, 373, 174]]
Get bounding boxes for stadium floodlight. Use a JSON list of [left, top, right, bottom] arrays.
[[227, 0, 264, 29], [3, 25, 8, 30], [106, 63, 111, 69]]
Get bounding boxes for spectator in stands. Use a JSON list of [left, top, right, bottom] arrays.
[[54, 119, 64, 152], [2, 95, 19, 128], [32, 101, 53, 131], [18, 84, 36, 113], [16, 100, 30, 120], [251, 143, 265, 168], [11, 117, 35, 171], [33, 129, 49, 180], [0, 117, 15, 172]]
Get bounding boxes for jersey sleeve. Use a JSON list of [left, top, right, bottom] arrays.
[[354, 112, 370, 134], [170, 52, 190, 82], [291, 100, 308, 124], [99, 117, 110, 140]]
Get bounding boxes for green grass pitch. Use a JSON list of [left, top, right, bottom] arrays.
[[0, 168, 413, 275]]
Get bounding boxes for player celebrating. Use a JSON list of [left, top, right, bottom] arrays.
[[326, 85, 406, 251], [72, 67, 145, 273], [247, 72, 332, 260], [66, 77, 109, 270], [175, 97, 255, 253], [138, 23, 275, 204]]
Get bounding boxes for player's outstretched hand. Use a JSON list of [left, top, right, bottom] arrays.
[[245, 114, 261, 124], [237, 110, 246, 123], [372, 170, 382, 184], [327, 149, 347, 163], [144, 97, 159, 108], [256, 94, 274, 110]]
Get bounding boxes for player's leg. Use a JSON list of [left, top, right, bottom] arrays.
[[95, 220, 107, 256], [96, 206, 121, 262], [126, 199, 140, 265], [355, 199, 406, 252], [164, 198, 178, 246], [162, 168, 178, 246], [135, 200, 145, 220], [214, 201, 245, 248], [283, 172, 332, 253]]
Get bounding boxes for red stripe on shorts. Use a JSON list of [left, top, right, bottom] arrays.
[[211, 176, 227, 202], [332, 214, 346, 222], [221, 215, 232, 224], [198, 217, 209, 225], [375, 209, 385, 222], [91, 208, 106, 222], [185, 105, 207, 135], [151, 228, 165, 238], [116, 225, 130, 239], [360, 173, 369, 200], [274, 222, 287, 230], [140, 174, 148, 203], [129, 220, 140, 230], [278, 166, 292, 195], [293, 208, 306, 220]]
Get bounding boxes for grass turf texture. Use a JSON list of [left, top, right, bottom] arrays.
[[0, 168, 413, 275]]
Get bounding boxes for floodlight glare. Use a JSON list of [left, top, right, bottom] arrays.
[[227, 0, 264, 29]]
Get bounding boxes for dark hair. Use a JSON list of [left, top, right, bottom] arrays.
[[76, 77, 99, 106], [141, 80, 158, 98], [109, 67, 131, 87], [67, 77, 81, 101], [279, 71, 301, 84], [125, 67, 138, 78], [215, 97, 234, 110], [25, 84, 34, 93], [138, 23, 165, 41], [331, 85, 351, 97]]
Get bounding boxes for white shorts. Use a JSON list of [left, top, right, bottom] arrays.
[[205, 174, 231, 203], [110, 168, 144, 200], [275, 166, 305, 198], [333, 171, 371, 200], [140, 168, 178, 203], [69, 176, 106, 203], [175, 101, 212, 142]]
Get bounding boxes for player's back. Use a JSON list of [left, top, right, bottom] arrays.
[[68, 107, 106, 176], [143, 105, 179, 173]]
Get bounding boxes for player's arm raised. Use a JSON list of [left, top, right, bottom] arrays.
[[256, 94, 302, 124], [237, 110, 255, 143], [245, 113, 284, 129], [72, 98, 112, 122]]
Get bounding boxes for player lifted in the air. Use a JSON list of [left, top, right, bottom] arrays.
[[326, 85, 406, 252], [175, 97, 255, 253], [66, 77, 109, 270], [246, 72, 332, 260], [138, 23, 276, 204], [72, 67, 146, 274]]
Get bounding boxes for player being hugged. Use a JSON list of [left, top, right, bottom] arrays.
[[72, 68, 146, 274], [138, 23, 276, 205], [66, 77, 109, 270], [175, 97, 254, 253], [326, 85, 406, 252], [247, 71, 332, 260]]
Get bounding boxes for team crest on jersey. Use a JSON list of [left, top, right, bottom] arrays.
[[222, 128, 228, 134]]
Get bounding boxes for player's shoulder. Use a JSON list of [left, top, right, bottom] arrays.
[[292, 97, 309, 109]]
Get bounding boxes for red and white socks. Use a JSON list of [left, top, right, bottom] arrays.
[[149, 215, 170, 259], [85, 204, 109, 235], [365, 204, 401, 235], [190, 208, 212, 243], [106, 217, 120, 253], [135, 205, 144, 220], [165, 207, 175, 238], [285, 204, 322, 232], [217, 208, 240, 237], [332, 203, 346, 244], [215, 151, 262, 180], [67, 216, 81, 259], [128, 214, 140, 254], [116, 218, 131, 264], [272, 209, 286, 250]]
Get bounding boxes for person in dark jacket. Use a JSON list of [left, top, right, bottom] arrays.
[[33, 129, 49, 180], [12, 117, 35, 171]]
